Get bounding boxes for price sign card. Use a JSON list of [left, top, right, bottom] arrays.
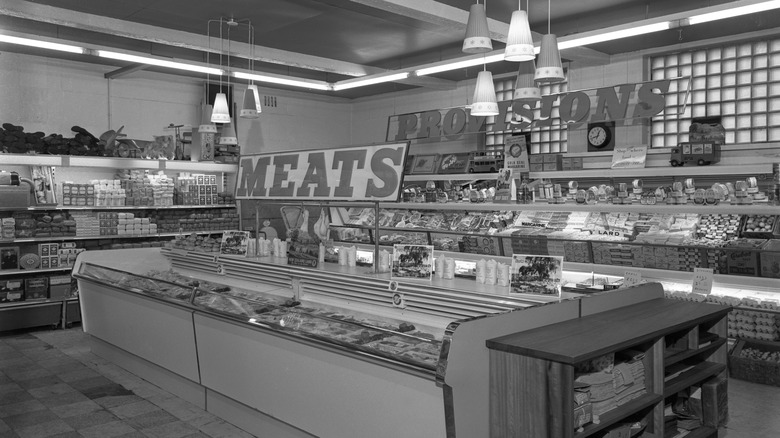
[[623, 270, 642, 288], [611, 145, 648, 169], [692, 267, 714, 295]]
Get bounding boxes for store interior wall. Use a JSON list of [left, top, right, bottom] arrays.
[[3, 47, 656, 156]]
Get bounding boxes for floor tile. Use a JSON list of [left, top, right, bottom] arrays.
[[2, 410, 60, 430], [28, 383, 77, 400], [71, 377, 121, 394], [0, 383, 23, 394], [94, 395, 144, 409], [181, 433, 211, 438], [61, 409, 119, 430], [107, 400, 160, 419], [142, 420, 199, 438], [0, 372, 11, 385], [13, 419, 74, 438], [21, 347, 65, 362], [3, 368, 53, 383], [15, 375, 63, 391], [196, 419, 255, 438], [76, 421, 137, 438], [0, 359, 36, 374], [0, 400, 47, 419], [0, 391, 34, 407], [42, 432, 81, 438], [149, 397, 203, 422], [37, 391, 91, 409], [113, 432, 148, 438], [0, 419, 9, 433], [35, 358, 84, 373], [56, 368, 101, 383], [125, 410, 178, 430], [49, 400, 103, 419]]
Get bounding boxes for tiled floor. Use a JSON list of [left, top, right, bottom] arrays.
[[2, 327, 780, 438], [0, 327, 254, 438]]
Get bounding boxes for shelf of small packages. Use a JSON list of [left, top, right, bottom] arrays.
[[4, 230, 225, 244], [381, 200, 780, 215], [0, 153, 237, 173]]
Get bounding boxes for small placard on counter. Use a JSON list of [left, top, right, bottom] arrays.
[[611, 145, 648, 169]]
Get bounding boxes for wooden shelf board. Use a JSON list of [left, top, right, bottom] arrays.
[[381, 201, 780, 215], [664, 361, 726, 397], [666, 425, 717, 438], [8, 230, 224, 243], [486, 299, 731, 364], [575, 393, 663, 438], [529, 163, 773, 179], [28, 204, 236, 211], [0, 267, 72, 277], [665, 338, 727, 367]]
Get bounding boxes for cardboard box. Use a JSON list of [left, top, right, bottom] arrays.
[[0, 279, 24, 302], [49, 275, 73, 299], [529, 163, 544, 172], [760, 240, 780, 278], [24, 277, 49, 300], [529, 154, 545, 164]]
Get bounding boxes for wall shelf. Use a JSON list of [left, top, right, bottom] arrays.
[[529, 163, 773, 179]]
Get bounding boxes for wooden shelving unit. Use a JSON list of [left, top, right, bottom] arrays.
[[486, 298, 730, 438]]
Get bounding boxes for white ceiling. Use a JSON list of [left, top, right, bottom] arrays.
[[2, 0, 780, 98]]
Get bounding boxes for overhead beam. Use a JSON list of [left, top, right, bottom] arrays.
[[0, 0, 379, 77], [104, 63, 148, 79], [347, 0, 610, 66]]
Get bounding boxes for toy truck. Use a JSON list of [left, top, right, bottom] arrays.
[[669, 142, 721, 167]]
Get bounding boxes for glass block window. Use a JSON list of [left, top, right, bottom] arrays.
[[484, 78, 569, 155], [650, 38, 780, 147]]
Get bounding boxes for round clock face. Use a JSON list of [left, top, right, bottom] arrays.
[[509, 144, 523, 157], [588, 126, 609, 147]]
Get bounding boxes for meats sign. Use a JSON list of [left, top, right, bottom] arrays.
[[235, 143, 409, 202]]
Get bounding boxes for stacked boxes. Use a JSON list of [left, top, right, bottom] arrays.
[[175, 173, 220, 206], [58, 243, 84, 267], [1, 218, 15, 241], [90, 180, 126, 207], [117, 213, 158, 236], [71, 212, 100, 237], [98, 212, 119, 236], [528, 154, 563, 172], [563, 240, 592, 263], [0, 279, 24, 302], [38, 243, 60, 269], [61, 183, 96, 207]]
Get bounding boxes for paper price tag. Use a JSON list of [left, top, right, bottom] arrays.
[[692, 267, 714, 295], [623, 270, 642, 287]]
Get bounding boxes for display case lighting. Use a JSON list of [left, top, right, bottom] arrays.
[[332, 72, 411, 91], [687, 0, 780, 24]]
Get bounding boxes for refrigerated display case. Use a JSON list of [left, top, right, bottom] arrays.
[[74, 247, 665, 438]]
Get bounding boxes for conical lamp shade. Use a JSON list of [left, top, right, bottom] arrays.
[[219, 122, 238, 145], [513, 60, 541, 103], [462, 4, 493, 54], [239, 85, 262, 119], [504, 10, 535, 62], [470, 70, 499, 116], [211, 92, 231, 123], [198, 104, 217, 133], [534, 34, 565, 83]]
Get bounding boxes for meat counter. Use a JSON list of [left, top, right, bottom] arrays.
[[73, 247, 664, 438]]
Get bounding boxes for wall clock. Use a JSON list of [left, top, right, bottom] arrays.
[[587, 121, 615, 151]]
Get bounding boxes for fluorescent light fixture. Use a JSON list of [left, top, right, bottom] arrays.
[[233, 71, 331, 91], [688, 0, 780, 24], [0, 34, 85, 54], [416, 53, 506, 76], [332, 72, 410, 91], [558, 22, 672, 50], [97, 50, 222, 75]]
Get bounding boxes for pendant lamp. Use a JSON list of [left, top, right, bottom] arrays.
[[463, 2, 492, 54], [240, 22, 262, 119], [535, 0, 565, 83], [198, 104, 217, 133], [470, 70, 499, 116], [513, 60, 541, 103], [504, 9, 534, 62], [240, 84, 261, 119], [211, 92, 231, 123], [219, 121, 238, 145]]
